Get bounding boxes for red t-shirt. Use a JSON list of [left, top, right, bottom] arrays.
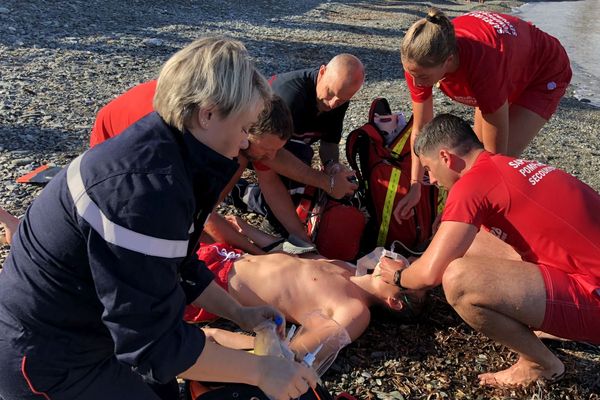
[[89, 80, 157, 147], [253, 161, 270, 171], [406, 12, 569, 114], [442, 151, 600, 293]]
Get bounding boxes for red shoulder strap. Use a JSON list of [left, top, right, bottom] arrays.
[[345, 124, 382, 181]]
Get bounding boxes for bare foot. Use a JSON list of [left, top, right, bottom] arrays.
[[478, 357, 564, 387], [0, 209, 19, 245]]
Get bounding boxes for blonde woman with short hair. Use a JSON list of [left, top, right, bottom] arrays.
[[0, 37, 317, 400]]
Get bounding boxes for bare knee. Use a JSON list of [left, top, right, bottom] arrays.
[[442, 258, 472, 307]]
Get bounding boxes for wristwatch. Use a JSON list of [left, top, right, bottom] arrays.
[[393, 269, 408, 290]]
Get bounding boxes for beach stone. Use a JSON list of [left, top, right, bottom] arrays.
[[143, 38, 163, 46], [11, 158, 34, 167]]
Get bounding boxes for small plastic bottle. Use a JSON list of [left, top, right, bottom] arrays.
[[356, 247, 410, 276], [356, 246, 385, 276], [253, 320, 284, 358]]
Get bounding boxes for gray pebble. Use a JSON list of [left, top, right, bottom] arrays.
[[143, 38, 163, 46], [11, 158, 34, 167]]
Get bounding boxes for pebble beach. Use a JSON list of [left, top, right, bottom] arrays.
[[0, 0, 599, 398]]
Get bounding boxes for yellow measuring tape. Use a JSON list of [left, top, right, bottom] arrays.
[[377, 128, 412, 246]]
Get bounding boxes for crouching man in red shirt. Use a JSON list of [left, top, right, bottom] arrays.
[[380, 114, 600, 387]]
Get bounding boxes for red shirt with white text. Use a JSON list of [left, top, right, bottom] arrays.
[[442, 151, 600, 293], [406, 12, 569, 114]]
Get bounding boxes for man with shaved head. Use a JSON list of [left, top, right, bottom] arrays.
[[230, 54, 365, 238]]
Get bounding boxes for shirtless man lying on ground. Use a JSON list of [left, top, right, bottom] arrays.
[[184, 242, 424, 365]]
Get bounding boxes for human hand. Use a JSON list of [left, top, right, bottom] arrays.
[[256, 356, 318, 400], [393, 184, 421, 222], [224, 214, 245, 233], [329, 169, 358, 199], [236, 305, 286, 337], [376, 255, 409, 285]]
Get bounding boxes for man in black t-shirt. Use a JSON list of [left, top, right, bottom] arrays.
[[230, 54, 365, 239]]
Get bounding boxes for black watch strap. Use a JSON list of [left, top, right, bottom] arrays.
[[393, 269, 407, 290]]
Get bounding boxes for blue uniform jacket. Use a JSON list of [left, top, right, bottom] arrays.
[[0, 112, 239, 384]]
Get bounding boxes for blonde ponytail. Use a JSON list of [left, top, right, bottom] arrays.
[[401, 8, 456, 67]]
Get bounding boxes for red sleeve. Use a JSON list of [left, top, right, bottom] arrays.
[[404, 70, 433, 103], [441, 157, 499, 228], [90, 80, 157, 147], [90, 105, 114, 148], [442, 182, 487, 229], [253, 161, 271, 171]]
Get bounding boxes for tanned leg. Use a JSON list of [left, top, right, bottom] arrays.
[[442, 256, 564, 387], [507, 105, 547, 157], [464, 230, 522, 261]]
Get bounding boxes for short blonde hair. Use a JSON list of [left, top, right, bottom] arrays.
[[401, 8, 456, 68], [154, 37, 271, 131]]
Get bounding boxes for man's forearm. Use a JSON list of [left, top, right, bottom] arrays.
[[179, 339, 261, 385], [264, 149, 330, 191], [204, 213, 265, 255], [192, 280, 243, 323], [257, 170, 309, 240], [481, 101, 510, 155]]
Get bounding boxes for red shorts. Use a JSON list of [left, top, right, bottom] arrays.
[[183, 243, 243, 323], [513, 55, 572, 120], [538, 264, 600, 344]]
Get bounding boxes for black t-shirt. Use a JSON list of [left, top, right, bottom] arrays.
[[270, 67, 349, 145]]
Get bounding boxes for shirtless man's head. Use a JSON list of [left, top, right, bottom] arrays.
[[315, 54, 365, 113]]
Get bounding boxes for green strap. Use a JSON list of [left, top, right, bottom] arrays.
[[437, 187, 448, 215], [377, 130, 411, 246]]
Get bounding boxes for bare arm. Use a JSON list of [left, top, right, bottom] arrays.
[[192, 281, 286, 335], [263, 149, 356, 199], [410, 97, 434, 181], [394, 97, 434, 220], [331, 301, 370, 343], [256, 168, 310, 241], [202, 327, 254, 350], [400, 221, 478, 290], [478, 101, 509, 155], [180, 340, 317, 400], [264, 149, 328, 189], [288, 306, 359, 373], [203, 213, 266, 255]]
